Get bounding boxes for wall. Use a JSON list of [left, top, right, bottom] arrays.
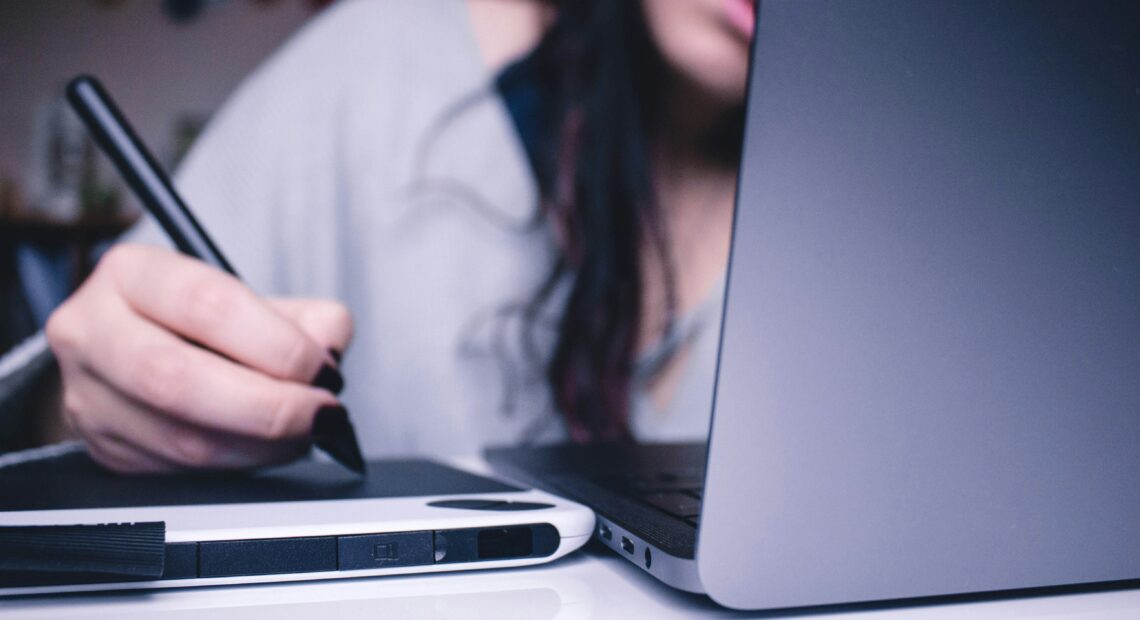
[[0, 0, 313, 181]]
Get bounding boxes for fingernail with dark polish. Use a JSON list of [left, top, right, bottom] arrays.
[[311, 405, 366, 475], [312, 363, 344, 394], [328, 348, 342, 364]]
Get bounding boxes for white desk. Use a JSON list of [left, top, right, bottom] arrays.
[[3, 457, 1138, 618], [3, 544, 1139, 619]]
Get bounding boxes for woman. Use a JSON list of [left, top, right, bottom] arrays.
[[40, 0, 754, 472]]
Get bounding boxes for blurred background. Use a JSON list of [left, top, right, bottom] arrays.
[[0, 0, 329, 354]]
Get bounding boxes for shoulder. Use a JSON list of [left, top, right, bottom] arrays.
[[293, 1, 474, 58], [241, 0, 480, 96], [172, 1, 489, 289], [184, 0, 491, 173], [291, 0, 552, 78], [173, 0, 543, 292]]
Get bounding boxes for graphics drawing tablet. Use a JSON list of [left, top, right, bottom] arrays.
[[0, 445, 594, 596]]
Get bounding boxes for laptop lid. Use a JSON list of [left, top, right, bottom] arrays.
[[699, 0, 1140, 609]]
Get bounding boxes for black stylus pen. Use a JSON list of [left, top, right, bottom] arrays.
[[66, 75, 365, 475]]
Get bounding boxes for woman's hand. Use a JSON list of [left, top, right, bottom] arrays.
[[45, 243, 353, 474]]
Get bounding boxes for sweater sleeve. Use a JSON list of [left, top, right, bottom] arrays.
[[0, 334, 55, 452]]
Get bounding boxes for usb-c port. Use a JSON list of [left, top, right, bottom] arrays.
[[621, 536, 634, 554], [599, 523, 612, 540]]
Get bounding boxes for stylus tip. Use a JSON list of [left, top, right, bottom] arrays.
[[312, 405, 367, 475]]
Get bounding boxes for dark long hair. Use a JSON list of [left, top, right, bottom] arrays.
[[511, 2, 676, 442]]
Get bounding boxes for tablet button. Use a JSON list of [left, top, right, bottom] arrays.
[[427, 499, 554, 511], [338, 532, 433, 570], [485, 501, 554, 511], [427, 499, 505, 510]]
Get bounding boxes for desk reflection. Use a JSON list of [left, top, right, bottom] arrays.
[[0, 563, 594, 620]]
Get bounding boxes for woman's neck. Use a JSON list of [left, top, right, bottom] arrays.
[[655, 67, 745, 174]]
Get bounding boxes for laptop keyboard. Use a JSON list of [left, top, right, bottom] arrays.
[[593, 470, 704, 527], [485, 442, 708, 558]]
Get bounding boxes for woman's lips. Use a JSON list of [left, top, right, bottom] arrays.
[[723, 0, 756, 40]]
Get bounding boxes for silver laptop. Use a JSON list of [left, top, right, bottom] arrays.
[[489, 0, 1140, 610]]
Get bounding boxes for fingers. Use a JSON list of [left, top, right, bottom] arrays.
[[86, 436, 179, 476], [71, 372, 307, 473], [96, 296, 337, 440], [99, 245, 336, 386], [45, 243, 354, 475], [265, 298, 354, 359]]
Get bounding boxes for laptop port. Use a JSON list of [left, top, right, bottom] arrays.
[[621, 536, 634, 554], [599, 523, 612, 540], [644, 547, 652, 569]]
